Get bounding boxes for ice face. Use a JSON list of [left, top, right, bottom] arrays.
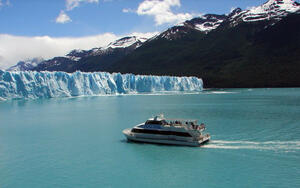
[[0, 70, 203, 100]]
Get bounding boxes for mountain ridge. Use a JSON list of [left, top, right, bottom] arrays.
[[106, 0, 300, 88], [6, 0, 300, 88]]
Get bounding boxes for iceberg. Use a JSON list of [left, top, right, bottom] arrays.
[[0, 70, 203, 100]]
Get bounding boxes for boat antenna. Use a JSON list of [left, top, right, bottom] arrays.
[[160, 113, 164, 119]]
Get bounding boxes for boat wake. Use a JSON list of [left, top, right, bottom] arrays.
[[209, 91, 237, 94], [202, 140, 300, 151], [202, 91, 238, 94]]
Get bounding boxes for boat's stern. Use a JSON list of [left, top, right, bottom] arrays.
[[198, 134, 210, 145]]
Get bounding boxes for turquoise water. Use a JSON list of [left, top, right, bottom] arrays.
[[0, 88, 300, 187]]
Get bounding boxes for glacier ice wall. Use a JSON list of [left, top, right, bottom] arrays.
[[0, 70, 203, 100]]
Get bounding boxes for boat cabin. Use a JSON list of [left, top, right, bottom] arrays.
[[143, 115, 205, 131]]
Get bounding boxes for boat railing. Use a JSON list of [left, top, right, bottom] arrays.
[[166, 120, 205, 131], [166, 118, 198, 124]]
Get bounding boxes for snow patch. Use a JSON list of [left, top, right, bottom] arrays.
[[237, 0, 300, 22], [194, 19, 224, 33], [6, 58, 44, 71], [103, 36, 147, 50]]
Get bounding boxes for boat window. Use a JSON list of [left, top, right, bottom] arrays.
[[161, 120, 168, 125], [145, 120, 163, 125], [132, 128, 192, 137]]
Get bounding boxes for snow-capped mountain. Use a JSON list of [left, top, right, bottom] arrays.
[[192, 15, 228, 33], [5, 0, 300, 88], [104, 36, 148, 49], [157, 0, 300, 40], [8, 1, 300, 72], [65, 49, 90, 61], [30, 36, 151, 72], [107, 0, 300, 88], [158, 14, 228, 40], [64, 36, 148, 61], [232, 0, 300, 23], [90, 36, 148, 56], [6, 36, 151, 72], [6, 57, 44, 71]]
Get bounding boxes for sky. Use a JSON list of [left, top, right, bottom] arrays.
[[0, 0, 297, 69]]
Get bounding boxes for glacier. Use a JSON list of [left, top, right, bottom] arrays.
[[0, 70, 203, 100]]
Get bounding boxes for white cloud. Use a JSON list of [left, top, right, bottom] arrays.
[[0, 33, 117, 69], [56, 11, 72, 24], [136, 0, 194, 25], [54, 0, 99, 24], [0, 0, 2, 7], [0, 32, 158, 69], [122, 8, 135, 13], [66, 0, 99, 11]]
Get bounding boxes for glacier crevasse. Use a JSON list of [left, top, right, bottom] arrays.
[[0, 70, 203, 100]]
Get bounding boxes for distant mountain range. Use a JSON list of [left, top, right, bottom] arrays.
[[7, 57, 44, 71], [7, 0, 300, 88], [7, 36, 148, 73]]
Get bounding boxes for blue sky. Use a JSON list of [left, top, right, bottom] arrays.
[[0, 0, 271, 37], [0, 0, 299, 68]]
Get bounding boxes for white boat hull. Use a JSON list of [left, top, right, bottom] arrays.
[[123, 128, 210, 147]]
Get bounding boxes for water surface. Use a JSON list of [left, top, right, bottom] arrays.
[[0, 88, 300, 187]]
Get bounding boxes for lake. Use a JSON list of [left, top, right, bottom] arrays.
[[0, 88, 299, 187]]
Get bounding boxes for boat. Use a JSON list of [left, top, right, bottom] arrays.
[[123, 114, 210, 147]]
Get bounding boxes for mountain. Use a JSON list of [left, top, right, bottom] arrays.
[[6, 57, 44, 71], [104, 0, 300, 88], [32, 36, 149, 73], [231, 0, 300, 23], [7, 36, 150, 72], [155, 0, 299, 39], [7, 0, 300, 88], [156, 14, 228, 41]]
